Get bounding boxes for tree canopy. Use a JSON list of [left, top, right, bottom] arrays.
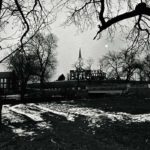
[[27, 32, 57, 86], [9, 51, 38, 100]]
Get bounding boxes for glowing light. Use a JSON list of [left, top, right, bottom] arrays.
[[105, 44, 108, 48]]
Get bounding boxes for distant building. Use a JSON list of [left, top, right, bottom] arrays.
[[70, 69, 106, 80], [69, 49, 106, 81], [0, 71, 18, 93]]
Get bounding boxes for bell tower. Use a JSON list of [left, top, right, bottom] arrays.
[[76, 48, 84, 71], [79, 48, 82, 59]]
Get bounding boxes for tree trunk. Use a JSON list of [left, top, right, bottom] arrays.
[[40, 75, 45, 98], [116, 75, 120, 80], [126, 69, 132, 81], [20, 82, 27, 101], [40, 76, 44, 91]]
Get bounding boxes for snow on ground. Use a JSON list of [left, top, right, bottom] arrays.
[[3, 101, 150, 136], [32, 103, 76, 121], [2, 104, 53, 136], [9, 104, 45, 121], [24, 102, 150, 125], [2, 105, 26, 123], [12, 128, 35, 137], [32, 103, 150, 123], [6, 102, 150, 123]]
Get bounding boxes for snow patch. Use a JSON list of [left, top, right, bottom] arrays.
[[29, 103, 150, 123], [4, 102, 150, 131], [9, 104, 43, 121], [36, 122, 52, 129], [12, 128, 35, 136], [32, 103, 77, 122]]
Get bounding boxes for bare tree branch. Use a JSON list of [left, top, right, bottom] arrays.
[[61, 1, 150, 50], [14, 0, 30, 45]]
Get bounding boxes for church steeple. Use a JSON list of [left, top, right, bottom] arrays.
[[75, 48, 84, 71], [79, 48, 82, 59]]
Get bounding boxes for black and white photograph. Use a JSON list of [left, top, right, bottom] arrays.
[[1, 0, 150, 149]]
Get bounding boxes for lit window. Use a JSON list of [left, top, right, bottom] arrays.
[[4, 84, 6, 88], [4, 78, 7, 83]]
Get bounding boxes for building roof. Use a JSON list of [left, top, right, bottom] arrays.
[[0, 72, 14, 78]]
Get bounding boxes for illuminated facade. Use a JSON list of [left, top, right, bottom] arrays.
[[69, 49, 106, 81], [70, 69, 106, 80]]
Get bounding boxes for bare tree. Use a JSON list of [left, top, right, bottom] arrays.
[[9, 51, 37, 101], [134, 60, 145, 81], [86, 57, 94, 70], [142, 54, 150, 81], [120, 48, 140, 81], [54, 0, 150, 50], [0, 0, 56, 63], [98, 57, 106, 72], [28, 32, 57, 90], [0, 0, 56, 126], [103, 51, 122, 80]]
